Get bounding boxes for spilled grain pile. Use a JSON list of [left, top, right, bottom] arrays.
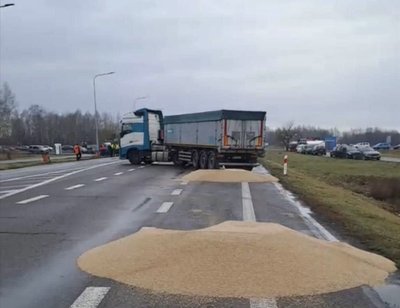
[[78, 221, 396, 298], [181, 169, 278, 183]]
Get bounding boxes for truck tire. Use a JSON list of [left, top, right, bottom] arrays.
[[192, 150, 199, 169], [128, 150, 141, 165], [207, 151, 219, 169], [199, 150, 208, 169]]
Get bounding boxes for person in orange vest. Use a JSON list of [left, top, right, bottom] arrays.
[[73, 144, 81, 161]]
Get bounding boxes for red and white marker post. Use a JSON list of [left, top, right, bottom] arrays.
[[283, 155, 288, 175]]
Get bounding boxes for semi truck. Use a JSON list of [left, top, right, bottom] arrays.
[[119, 108, 266, 169]]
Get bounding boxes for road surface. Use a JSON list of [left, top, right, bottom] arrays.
[[0, 158, 397, 307]]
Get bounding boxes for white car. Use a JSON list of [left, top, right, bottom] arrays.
[[355, 142, 370, 149]]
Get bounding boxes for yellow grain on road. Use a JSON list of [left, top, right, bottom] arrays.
[[78, 221, 396, 298]]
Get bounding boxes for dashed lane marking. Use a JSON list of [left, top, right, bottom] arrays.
[[114, 172, 123, 176], [156, 202, 174, 213], [250, 298, 278, 308], [16, 194, 49, 205], [65, 184, 85, 190], [0, 160, 121, 200], [128, 168, 135, 172], [70, 286, 110, 308], [94, 177, 107, 182], [138, 166, 146, 169], [242, 182, 256, 221], [180, 181, 188, 185], [171, 189, 183, 196]]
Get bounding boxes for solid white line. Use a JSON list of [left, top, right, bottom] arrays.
[[273, 182, 338, 242], [70, 286, 110, 308], [114, 172, 123, 176], [242, 182, 256, 221], [65, 184, 85, 190], [128, 168, 135, 172], [0, 169, 80, 183], [250, 298, 278, 308], [0, 161, 121, 200], [156, 202, 174, 213], [94, 177, 107, 182], [16, 194, 49, 205], [171, 189, 183, 196]]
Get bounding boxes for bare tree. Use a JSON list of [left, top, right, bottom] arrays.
[[0, 83, 17, 142], [276, 121, 297, 151]]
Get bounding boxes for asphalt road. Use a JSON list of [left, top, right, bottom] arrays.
[[0, 158, 398, 308]]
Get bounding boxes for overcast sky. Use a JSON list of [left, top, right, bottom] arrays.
[[0, 0, 399, 130]]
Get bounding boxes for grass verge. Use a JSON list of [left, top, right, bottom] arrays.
[[262, 150, 400, 267], [0, 156, 78, 170]]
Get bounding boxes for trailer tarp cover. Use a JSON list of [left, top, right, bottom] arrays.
[[164, 110, 266, 124]]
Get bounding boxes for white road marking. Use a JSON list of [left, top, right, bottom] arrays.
[[138, 166, 145, 169], [273, 182, 337, 242], [128, 168, 135, 172], [94, 177, 107, 182], [0, 161, 121, 200], [180, 181, 188, 185], [0, 190, 18, 194], [171, 189, 183, 196], [0, 169, 81, 183], [242, 182, 256, 221], [65, 184, 85, 190], [16, 194, 49, 204], [70, 286, 110, 308], [156, 202, 174, 213], [250, 298, 278, 308], [114, 172, 123, 176]]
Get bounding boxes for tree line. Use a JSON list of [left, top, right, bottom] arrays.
[[0, 83, 119, 146]]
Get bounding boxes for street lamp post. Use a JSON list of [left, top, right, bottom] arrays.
[[0, 3, 14, 8], [93, 71, 115, 154]]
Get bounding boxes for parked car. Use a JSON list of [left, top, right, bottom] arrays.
[[62, 145, 74, 153], [358, 146, 381, 160], [42, 145, 54, 152], [289, 141, 298, 152], [312, 144, 326, 156], [393, 144, 400, 150], [296, 144, 306, 154], [16, 145, 30, 152], [28, 145, 48, 154], [372, 143, 391, 150], [85, 144, 97, 154], [355, 142, 370, 148], [330, 144, 363, 159], [304, 144, 316, 155]]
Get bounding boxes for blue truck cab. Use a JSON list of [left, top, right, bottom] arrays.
[[119, 108, 164, 164]]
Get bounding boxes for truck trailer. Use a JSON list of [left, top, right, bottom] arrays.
[[119, 108, 266, 169]]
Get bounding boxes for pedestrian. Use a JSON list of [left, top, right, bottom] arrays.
[[73, 144, 82, 161], [108, 144, 113, 157]]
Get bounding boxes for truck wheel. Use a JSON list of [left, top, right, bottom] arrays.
[[199, 150, 208, 169], [128, 151, 141, 165], [207, 151, 219, 169], [192, 150, 199, 169]]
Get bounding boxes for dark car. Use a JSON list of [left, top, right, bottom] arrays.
[[312, 144, 326, 156], [62, 145, 74, 153], [358, 146, 381, 160], [330, 144, 363, 159], [372, 143, 390, 150]]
